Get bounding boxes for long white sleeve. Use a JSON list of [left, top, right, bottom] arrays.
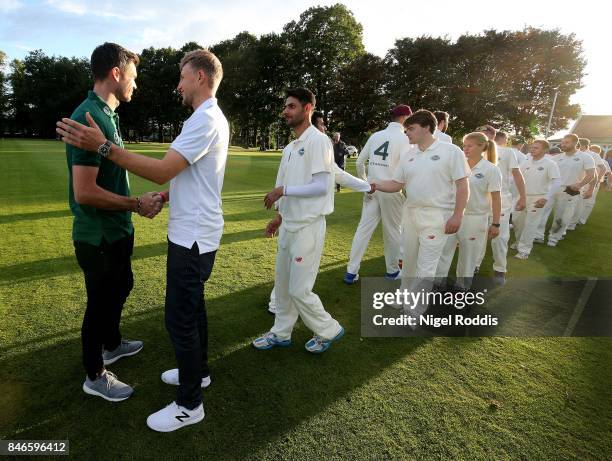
[[333, 164, 371, 192], [545, 177, 561, 201], [355, 139, 372, 180], [284, 171, 330, 197]]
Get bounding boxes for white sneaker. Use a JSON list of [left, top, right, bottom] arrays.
[[547, 241, 557, 247], [510, 242, 518, 250], [146, 401, 204, 432], [161, 369, 211, 388], [514, 252, 529, 260]]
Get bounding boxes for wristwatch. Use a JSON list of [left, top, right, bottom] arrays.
[[491, 223, 501, 228], [98, 140, 112, 158]]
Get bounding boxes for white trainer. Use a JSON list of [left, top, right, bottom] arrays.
[[146, 401, 204, 432], [161, 369, 211, 388]]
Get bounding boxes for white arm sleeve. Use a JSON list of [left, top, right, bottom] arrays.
[[284, 172, 330, 197], [333, 164, 371, 192], [545, 177, 561, 201]]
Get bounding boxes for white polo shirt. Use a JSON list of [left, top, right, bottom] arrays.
[[520, 156, 561, 195], [168, 97, 229, 253], [496, 146, 520, 198], [553, 152, 596, 186], [393, 139, 469, 210], [434, 129, 453, 144], [356, 122, 411, 182], [276, 125, 334, 232], [511, 147, 527, 165], [465, 158, 502, 215]]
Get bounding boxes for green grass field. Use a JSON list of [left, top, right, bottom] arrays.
[[0, 139, 610, 460]]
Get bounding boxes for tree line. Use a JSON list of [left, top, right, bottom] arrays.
[[0, 4, 585, 148]]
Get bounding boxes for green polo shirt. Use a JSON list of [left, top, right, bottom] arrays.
[[67, 90, 134, 245]]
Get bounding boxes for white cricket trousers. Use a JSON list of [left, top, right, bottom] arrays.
[[400, 207, 452, 314], [347, 191, 404, 275], [580, 183, 600, 224], [513, 195, 546, 255], [436, 213, 488, 289], [270, 217, 341, 340], [477, 195, 512, 273], [548, 190, 578, 244]]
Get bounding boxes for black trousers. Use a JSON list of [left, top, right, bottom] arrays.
[[165, 240, 216, 410], [74, 233, 134, 380]]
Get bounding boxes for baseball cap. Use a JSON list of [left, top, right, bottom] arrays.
[[391, 104, 413, 117]]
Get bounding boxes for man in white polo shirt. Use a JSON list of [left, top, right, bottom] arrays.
[[545, 134, 595, 246], [580, 144, 609, 224], [373, 110, 469, 316], [343, 104, 412, 284], [253, 88, 371, 353], [57, 49, 228, 432], [511, 140, 560, 259], [433, 111, 453, 144], [567, 138, 604, 229]]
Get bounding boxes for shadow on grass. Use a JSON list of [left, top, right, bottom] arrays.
[[0, 209, 72, 225], [0, 260, 431, 460], [0, 229, 270, 285]]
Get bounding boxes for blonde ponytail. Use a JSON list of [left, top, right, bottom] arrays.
[[486, 140, 498, 165]]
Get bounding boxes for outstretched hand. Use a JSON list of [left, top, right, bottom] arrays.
[[56, 112, 107, 152]]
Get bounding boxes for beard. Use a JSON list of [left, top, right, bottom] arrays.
[[285, 112, 305, 128]]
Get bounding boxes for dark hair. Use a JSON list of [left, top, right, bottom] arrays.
[[311, 111, 324, 124], [91, 42, 139, 82], [433, 111, 449, 125], [578, 137, 590, 149], [286, 87, 316, 108], [404, 109, 437, 134]]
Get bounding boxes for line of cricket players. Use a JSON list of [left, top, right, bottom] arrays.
[[254, 89, 610, 353]]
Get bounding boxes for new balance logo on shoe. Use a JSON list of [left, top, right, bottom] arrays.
[[176, 411, 190, 422]]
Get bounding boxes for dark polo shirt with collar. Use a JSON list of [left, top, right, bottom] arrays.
[[66, 90, 133, 245]]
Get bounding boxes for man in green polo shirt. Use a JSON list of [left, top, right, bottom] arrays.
[[67, 42, 162, 402]]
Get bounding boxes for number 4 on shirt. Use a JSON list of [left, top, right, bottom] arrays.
[[374, 141, 390, 161]]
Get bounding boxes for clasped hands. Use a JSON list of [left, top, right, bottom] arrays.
[[138, 192, 164, 219]]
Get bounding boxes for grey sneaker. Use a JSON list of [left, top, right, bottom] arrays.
[[82, 370, 134, 402], [494, 271, 506, 286], [103, 340, 143, 365]]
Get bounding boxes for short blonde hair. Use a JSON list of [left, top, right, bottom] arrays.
[[180, 49, 223, 90], [533, 140, 550, 151], [591, 144, 602, 154]]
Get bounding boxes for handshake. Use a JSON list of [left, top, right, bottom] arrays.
[[137, 191, 165, 219]]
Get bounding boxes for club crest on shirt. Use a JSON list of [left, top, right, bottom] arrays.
[[573, 157, 580, 161], [103, 106, 111, 116], [113, 131, 121, 144], [409, 158, 415, 162], [298, 148, 305, 156], [295, 257, 303, 263], [537, 166, 544, 171], [474, 173, 484, 179], [430, 155, 440, 161]]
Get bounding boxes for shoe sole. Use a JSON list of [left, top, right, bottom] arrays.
[[103, 344, 144, 365], [161, 375, 212, 389], [82, 383, 132, 402], [252, 341, 292, 350], [306, 328, 345, 354], [147, 411, 204, 432]]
